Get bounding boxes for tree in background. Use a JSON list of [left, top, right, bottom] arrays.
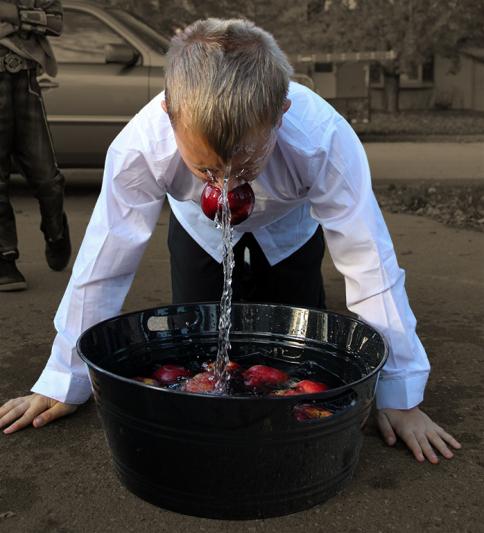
[[103, 0, 308, 52], [306, 0, 484, 112], [104, 0, 193, 35], [102, 0, 484, 113]]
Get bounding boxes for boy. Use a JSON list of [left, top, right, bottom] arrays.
[[0, 18, 461, 463]]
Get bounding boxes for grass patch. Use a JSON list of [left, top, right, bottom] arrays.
[[374, 182, 484, 232]]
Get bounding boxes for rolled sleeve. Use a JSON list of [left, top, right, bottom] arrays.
[[376, 371, 429, 410], [31, 369, 92, 405], [31, 118, 166, 404], [307, 117, 430, 410]]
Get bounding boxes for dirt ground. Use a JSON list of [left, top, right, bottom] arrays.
[[0, 181, 483, 533], [374, 180, 484, 232]]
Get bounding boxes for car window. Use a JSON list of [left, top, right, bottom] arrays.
[[106, 8, 169, 53], [49, 9, 129, 64]]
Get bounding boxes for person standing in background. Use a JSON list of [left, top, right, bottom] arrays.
[[0, 0, 70, 291]]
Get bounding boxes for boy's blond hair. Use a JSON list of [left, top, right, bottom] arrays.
[[165, 18, 293, 161]]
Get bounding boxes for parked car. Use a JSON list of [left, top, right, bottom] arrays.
[[43, 2, 310, 168], [42, 0, 169, 167]]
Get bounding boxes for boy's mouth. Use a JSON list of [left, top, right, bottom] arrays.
[[200, 182, 255, 225]]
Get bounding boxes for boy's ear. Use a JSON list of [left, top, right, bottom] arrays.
[[277, 99, 291, 128], [161, 100, 168, 114]]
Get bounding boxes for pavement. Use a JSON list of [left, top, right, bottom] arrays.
[[1, 148, 483, 532], [364, 142, 484, 181], [10, 140, 483, 185]]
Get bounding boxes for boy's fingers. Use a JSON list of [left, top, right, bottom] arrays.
[[3, 410, 37, 434], [0, 399, 14, 418], [402, 432, 425, 462], [416, 434, 439, 464], [2, 396, 77, 434], [427, 431, 454, 460], [377, 411, 397, 445], [1, 403, 28, 431], [436, 428, 462, 450], [33, 402, 77, 428], [0, 398, 24, 420]]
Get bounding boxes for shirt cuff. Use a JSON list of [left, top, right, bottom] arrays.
[[375, 371, 429, 410], [31, 368, 93, 405]]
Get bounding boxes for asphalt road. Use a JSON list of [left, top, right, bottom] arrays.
[[364, 142, 484, 181], [10, 140, 483, 188], [0, 176, 482, 532]]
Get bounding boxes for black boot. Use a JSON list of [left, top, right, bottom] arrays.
[[45, 213, 71, 271], [35, 173, 71, 271], [0, 252, 27, 291]]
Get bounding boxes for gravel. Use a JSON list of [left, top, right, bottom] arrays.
[[354, 110, 484, 139]]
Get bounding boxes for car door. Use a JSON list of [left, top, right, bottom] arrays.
[[41, 6, 150, 167]]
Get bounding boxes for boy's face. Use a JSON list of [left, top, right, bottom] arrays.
[[162, 100, 291, 190]]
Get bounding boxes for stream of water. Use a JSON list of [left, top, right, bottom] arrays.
[[213, 168, 235, 391]]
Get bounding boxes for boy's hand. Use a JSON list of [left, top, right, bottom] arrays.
[[377, 406, 462, 464], [0, 394, 77, 434]]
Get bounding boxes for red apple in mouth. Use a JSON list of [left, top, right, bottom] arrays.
[[200, 182, 255, 225]]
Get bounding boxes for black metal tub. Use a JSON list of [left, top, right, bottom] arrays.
[[77, 303, 388, 519]]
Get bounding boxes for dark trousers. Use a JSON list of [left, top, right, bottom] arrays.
[[0, 68, 65, 257], [168, 211, 326, 308]]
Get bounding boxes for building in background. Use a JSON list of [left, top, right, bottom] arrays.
[[433, 48, 484, 111], [295, 47, 484, 114]]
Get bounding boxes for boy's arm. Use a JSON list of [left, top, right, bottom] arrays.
[[31, 119, 166, 405], [306, 114, 460, 461], [307, 116, 429, 410]]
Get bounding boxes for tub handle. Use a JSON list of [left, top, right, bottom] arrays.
[[146, 309, 202, 335]]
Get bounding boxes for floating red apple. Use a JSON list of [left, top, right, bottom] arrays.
[[184, 372, 216, 393], [200, 182, 255, 225], [203, 360, 242, 375], [225, 360, 242, 374], [293, 380, 329, 394], [151, 364, 192, 385], [243, 365, 289, 390], [271, 380, 329, 396]]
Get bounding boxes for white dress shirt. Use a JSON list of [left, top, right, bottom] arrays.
[[32, 82, 430, 410]]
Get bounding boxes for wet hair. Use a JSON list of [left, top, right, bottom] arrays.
[[165, 18, 293, 161]]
